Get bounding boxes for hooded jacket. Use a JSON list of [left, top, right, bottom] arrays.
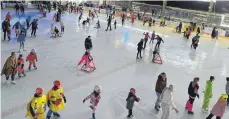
[[160, 87, 175, 109], [203, 80, 213, 97], [155, 74, 167, 93], [126, 92, 139, 109]]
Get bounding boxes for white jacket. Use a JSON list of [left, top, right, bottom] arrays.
[[160, 88, 176, 109]]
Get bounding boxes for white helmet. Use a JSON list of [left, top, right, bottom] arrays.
[[94, 85, 101, 93], [31, 49, 36, 53]]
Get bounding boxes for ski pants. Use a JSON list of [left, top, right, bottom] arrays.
[[202, 95, 211, 109], [127, 109, 132, 117], [186, 96, 195, 111], [155, 92, 161, 108], [206, 113, 221, 119], [29, 60, 36, 68], [161, 103, 170, 119]]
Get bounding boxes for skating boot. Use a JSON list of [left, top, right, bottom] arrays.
[[127, 115, 133, 118], [92, 113, 95, 119], [11, 81, 16, 84], [28, 67, 31, 70], [202, 108, 209, 112], [155, 106, 160, 111], [34, 66, 37, 70], [89, 105, 94, 110], [188, 111, 194, 115], [46, 116, 51, 119], [140, 56, 143, 59], [18, 75, 22, 78], [53, 113, 60, 118], [23, 73, 26, 77]]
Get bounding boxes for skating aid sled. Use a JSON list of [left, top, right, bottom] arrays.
[[152, 54, 162, 64], [77, 52, 96, 72]]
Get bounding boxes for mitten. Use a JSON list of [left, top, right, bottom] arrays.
[[63, 96, 67, 103]]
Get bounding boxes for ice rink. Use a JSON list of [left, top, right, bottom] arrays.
[[1, 9, 229, 119]]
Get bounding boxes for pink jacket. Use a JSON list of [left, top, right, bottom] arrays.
[[84, 92, 101, 106], [211, 101, 227, 117]]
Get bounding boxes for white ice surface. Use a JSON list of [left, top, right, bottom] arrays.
[[1, 10, 229, 119]]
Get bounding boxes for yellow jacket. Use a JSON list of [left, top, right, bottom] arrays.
[[47, 87, 65, 112], [25, 94, 47, 119]]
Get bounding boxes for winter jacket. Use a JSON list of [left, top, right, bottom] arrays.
[[203, 80, 213, 97], [2, 20, 10, 31], [85, 38, 92, 50], [155, 74, 167, 93], [26, 53, 37, 62], [226, 81, 229, 95], [13, 22, 21, 29], [137, 40, 143, 50], [126, 92, 139, 109], [188, 81, 199, 98], [160, 87, 175, 109], [84, 91, 101, 106], [211, 99, 227, 117], [1, 56, 17, 77]]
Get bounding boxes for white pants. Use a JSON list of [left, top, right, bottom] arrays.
[[161, 103, 170, 119]]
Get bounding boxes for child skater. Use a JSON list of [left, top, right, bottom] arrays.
[[17, 54, 26, 77], [202, 76, 215, 111], [83, 85, 101, 119], [149, 31, 156, 44], [26, 49, 37, 70], [206, 94, 228, 119], [17, 28, 26, 52], [126, 88, 140, 118], [185, 77, 200, 114]]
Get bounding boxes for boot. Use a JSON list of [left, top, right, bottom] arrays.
[[155, 106, 159, 111], [34, 66, 37, 69], [46, 116, 51, 119], [53, 113, 60, 117], [28, 67, 31, 70], [188, 111, 194, 115], [92, 113, 95, 119]]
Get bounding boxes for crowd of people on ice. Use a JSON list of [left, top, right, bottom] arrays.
[[1, 1, 229, 119]]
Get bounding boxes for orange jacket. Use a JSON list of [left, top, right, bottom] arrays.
[[26, 53, 37, 61], [18, 58, 24, 64]]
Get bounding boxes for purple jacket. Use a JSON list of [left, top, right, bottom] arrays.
[[211, 101, 227, 117]]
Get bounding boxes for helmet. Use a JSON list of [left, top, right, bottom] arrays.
[[31, 49, 36, 53], [19, 54, 23, 58], [94, 85, 101, 93], [35, 88, 44, 94], [53, 80, 61, 87], [221, 93, 228, 99]]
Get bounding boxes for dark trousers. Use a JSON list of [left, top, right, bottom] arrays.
[[122, 20, 124, 26], [127, 109, 132, 117], [31, 29, 36, 36], [227, 94, 229, 104], [206, 113, 221, 119], [106, 23, 111, 31], [114, 25, 116, 29], [3, 30, 11, 41], [189, 97, 195, 104], [155, 42, 160, 48], [16, 10, 19, 16], [6, 74, 15, 81], [143, 38, 148, 49], [61, 27, 64, 33], [19, 41, 24, 49], [136, 49, 142, 58]]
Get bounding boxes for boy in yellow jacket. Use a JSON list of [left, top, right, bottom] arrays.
[[25, 88, 47, 119], [46, 80, 66, 119]]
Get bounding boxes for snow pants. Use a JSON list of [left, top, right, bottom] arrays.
[[161, 103, 170, 119], [202, 95, 211, 109], [29, 60, 36, 68], [186, 97, 195, 112]]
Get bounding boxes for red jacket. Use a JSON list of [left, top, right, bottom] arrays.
[[26, 53, 37, 61]]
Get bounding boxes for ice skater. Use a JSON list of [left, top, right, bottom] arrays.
[[202, 76, 215, 111], [105, 15, 112, 31], [85, 36, 93, 52], [126, 88, 140, 118], [155, 72, 167, 111], [29, 19, 38, 37], [12, 21, 22, 38], [160, 84, 179, 119], [26, 49, 38, 70], [136, 39, 144, 59], [114, 20, 117, 29], [17, 28, 26, 52], [143, 32, 151, 49], [185, 77, 200, 114], [155, 35, 164, 48], [191, 35, 200, 49], [16, 54, 26, 77], [60, 21, 65, 34], [94, 20, 100, 29], [206, 94, 228, 119], [2, 19, 11, 41], [83, 85, 101, 119], [149, 31, 156, 44], [46, 80, 67, 119], [226, 77, 229, 105]]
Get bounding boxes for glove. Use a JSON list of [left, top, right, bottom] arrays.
[[197, 94, 199, 99], [83, 99, 86, 103], [174, 108, 179, 113], [63, 96, 67, 103]]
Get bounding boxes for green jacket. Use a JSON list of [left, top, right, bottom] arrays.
[[204, 80, 213, 97]]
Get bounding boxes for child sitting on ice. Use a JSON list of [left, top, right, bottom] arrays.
[[17, 54, 26, 77]]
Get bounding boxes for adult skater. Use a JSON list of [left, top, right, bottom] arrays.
[[105, 15, 112, 31], [155, 35, 164, 48], [136, 39, 144, 59], [83, 85, 101, 119], [160, 84, 179, 119], [85, 36, 93, 52], [185, 77, 200, 114], [126, 88, 140, 118], [143, 32, 150, 49], [30, 19, 38, 37], [206, 94, 228, 119], [155, 72, 167, 111], [196, 26, 200, 36], [46, 80, 67, 119], [114, 20, 117, 29], [211, 27, 217, 40], [202, 76, 215, 111], [178, 22, 182, 33], [14, 3, 20, 16], [1, 52, 17, 84], [17, 28, 26, 52], [26, 16, 31, 29], [226, 77, 229, 105], [2, 19, 11, 41], [25, 88, 47, 119], [121, 13, 125, 26]]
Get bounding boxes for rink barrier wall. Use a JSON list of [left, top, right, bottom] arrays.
[[84, 7, 229, 39]]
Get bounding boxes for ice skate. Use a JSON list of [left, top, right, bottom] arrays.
[[53, 113, 60, 118], [127, 115, 133, 118], [92, 113, 95, 119], [11, 81, 16, 84], [28, 67, 31, 70], [34, 66, 37, 70], [155, 106, 160, 111], [202, 108, 209, 112], [188, 111, 194, 115]]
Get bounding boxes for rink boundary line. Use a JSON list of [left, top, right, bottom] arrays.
[[1, 60, 137, 118]]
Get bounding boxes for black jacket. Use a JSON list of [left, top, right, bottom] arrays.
[[2, 21, 10, 31], [137, 40, 143, 50], [85, 38, 92, 50], [188, 81, 199, 98]]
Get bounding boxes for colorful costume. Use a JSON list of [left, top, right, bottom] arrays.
[[25, 88, 47, 119], [17, 54, 26, 77], [202, 80, 213, 111], [26, 49, 37, 70]]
